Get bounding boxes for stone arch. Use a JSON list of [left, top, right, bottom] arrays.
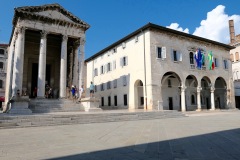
[[214, 77, 227, 109], [134, 79, 144, 109], [185, 75, 198, 110], [161, 72, 182, 111], [201, 76, 211, 109]]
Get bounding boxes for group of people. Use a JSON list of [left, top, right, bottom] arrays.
[[70, 85, 84, 102]]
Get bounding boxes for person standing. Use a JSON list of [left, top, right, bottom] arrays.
[[71, 85, 76, 102], [78, 85, 84, 102], [89, 82, 94, 98]]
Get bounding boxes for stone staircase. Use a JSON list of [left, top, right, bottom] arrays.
[[0, 110, 186, 129], [29, 99, 85, 113]]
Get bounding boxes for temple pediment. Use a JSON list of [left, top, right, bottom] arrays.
[[13, 3, 90, 30]]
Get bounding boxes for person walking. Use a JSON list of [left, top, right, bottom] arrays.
[[78, 85, 84, 102]]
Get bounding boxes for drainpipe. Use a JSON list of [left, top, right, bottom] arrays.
[[142, 30, 147, 110]]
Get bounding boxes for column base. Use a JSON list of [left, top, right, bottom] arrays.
[[196, 108, 202, 111], [80, 97, 102, 112], [209, 108, 215, 111], [8, 96, 32, 114]]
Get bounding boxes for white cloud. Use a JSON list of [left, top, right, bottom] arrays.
[[166, 23, 189, 34], [193, 5, 240, 44]]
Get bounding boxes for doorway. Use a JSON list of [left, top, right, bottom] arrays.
[[206, 98, 210, 109], [169, 97, 173, 110]]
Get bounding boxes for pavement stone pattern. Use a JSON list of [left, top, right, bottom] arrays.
[[0, 110, 240, 160]]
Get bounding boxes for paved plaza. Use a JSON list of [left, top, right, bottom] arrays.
[[1, 110, 240, 160]]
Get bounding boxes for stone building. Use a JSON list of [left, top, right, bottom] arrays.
[[85, 23, 235, 111], [0, 44, 8, 109], [4, 4, 89, 111], [229, 20, 240, 108]]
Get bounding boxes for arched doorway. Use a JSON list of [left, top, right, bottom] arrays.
[[214, 77, 227, 109], [161, 72, 181, 110], [185, 75, 198, 111], [201, 77, 211, 109], [134, 80, 144, 109]]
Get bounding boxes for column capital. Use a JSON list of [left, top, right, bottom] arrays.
[[62, 35, 68, 42], [80, 37, 85, 45], [40, 30, 48, 39], [181, 86, 186, 91], [16, 26, 26, 34], [210, 86, 215, 92], [197, 87, 202, 92]]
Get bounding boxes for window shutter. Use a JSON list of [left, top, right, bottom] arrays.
[[120, 57, 123, 67], [126, 56, 128, 66], [171, 49, 174, 61], [178, 51, 182, 61], [113, 60, 116, 70], [123, 76, 127, 86], [226, 60, 229, 69], [162, 47, 166, 58], [110, 63, 112, 71]]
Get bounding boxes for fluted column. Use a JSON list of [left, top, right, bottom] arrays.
[[60, 35, 68, 98], [197, 87, 202, 111], [210, 86, 215, 110], [73, 40, 80, 88], [12, 26, 25, 97], [181, 86, 186, 112], [37, 31, 48, 98], [79, 38, 85, 87]]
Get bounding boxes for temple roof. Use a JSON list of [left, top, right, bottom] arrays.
[[13, 3, 90, 30]]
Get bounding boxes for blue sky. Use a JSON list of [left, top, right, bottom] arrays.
[[0, 0, 240, 59]]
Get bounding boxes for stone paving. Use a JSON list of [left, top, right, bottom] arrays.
[[0, 110, 240, 160]]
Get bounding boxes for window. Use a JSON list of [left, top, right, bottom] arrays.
[[108, 96, 111, 106], [172, 49, 182, 62], [120, 56, 128, 67], [0, 80, 2, 88], [124, 94, 128, 106], [95, 85, 97, 92], [107, 62, 112, 72], [168, 79, 172, 88], [101, 83, 105, 91], [100, 65, 105, 74], [113, 79, 117, 88], [123, 76, 127, 86], [107, 81, 111, 89], [230, 54, 234, 62], [94, 68, 98, 76], [214, 58, 218, 67], [0, 49, 4, 55], [112, 48, 117, 53], [101, 97, 104, 106], [114, 95, 117, 106], [157, 47, 166, 59], [189, 52, 194, 64], [191, 95, 195, 104], [223, 59, 228, 69], [0, 62, 3, 69], [135, 36, 139, 42], [113, 60, 116, 70], [122, 42, 126, 49], [140, 97, 144, 105]]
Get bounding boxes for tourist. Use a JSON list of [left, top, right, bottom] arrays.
[[90, 81, 94, 97], [78, 85, 84, 101]]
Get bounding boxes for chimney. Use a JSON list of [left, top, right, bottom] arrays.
[[229, 20, 235, 44]]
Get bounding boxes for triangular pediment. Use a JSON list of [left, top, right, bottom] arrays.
[[14, 3, 90, 29]]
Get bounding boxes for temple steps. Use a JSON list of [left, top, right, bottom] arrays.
[[0, 110, 186, 129]]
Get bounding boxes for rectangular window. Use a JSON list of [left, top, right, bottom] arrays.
[[172, 49, 182, 62], [107, 62, 111, 72], [214, 58, 218, 67], [100, 65, 104, 74], [157, 47, 162, 58], [114, 95, 117, 106], [101, 97, 104, 106], [101, 83, 105, 91], [173, 50, 177, 61], [0, 62, 3, 69], [113, 79, 117, 88], [94, 68, 98, 76], [223, 59, 228, 69], [112, 48, 117, 53], [0, 49, 4, 55], [120, 56, 128, 67], [124, 94, 128, 106], [107, 81, 111, 89], [168, 79, 172, 88], [0, 80, 2, 88], [123, 76, 127, 86], [122, 42, 126, 49], [108, 96, 111, 106], [135, 36, 139, 42]]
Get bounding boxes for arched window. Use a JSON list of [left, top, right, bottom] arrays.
[[191, 94, 195, 104], [0, 49, 4, 55], [189, 52, 194, 64], [0, 80, 3, 88], [235, 52, 239, 61]]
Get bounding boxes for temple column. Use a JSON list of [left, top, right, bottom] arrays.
[[210, 86, 215, 110], [79, 38, 85, 87], [73, 40, 80, 88], [59, 35, 68, 98], [37, 31, 48, 98], [196, 87, 202, 111], [12, 26, 25, 97], [181, 86, 186, 112]]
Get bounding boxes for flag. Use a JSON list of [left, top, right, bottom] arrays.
[[194, 49, 203, 69], [208, 51, 215, 70]]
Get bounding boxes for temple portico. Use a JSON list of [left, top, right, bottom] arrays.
[[4, 4, 90, 111]]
